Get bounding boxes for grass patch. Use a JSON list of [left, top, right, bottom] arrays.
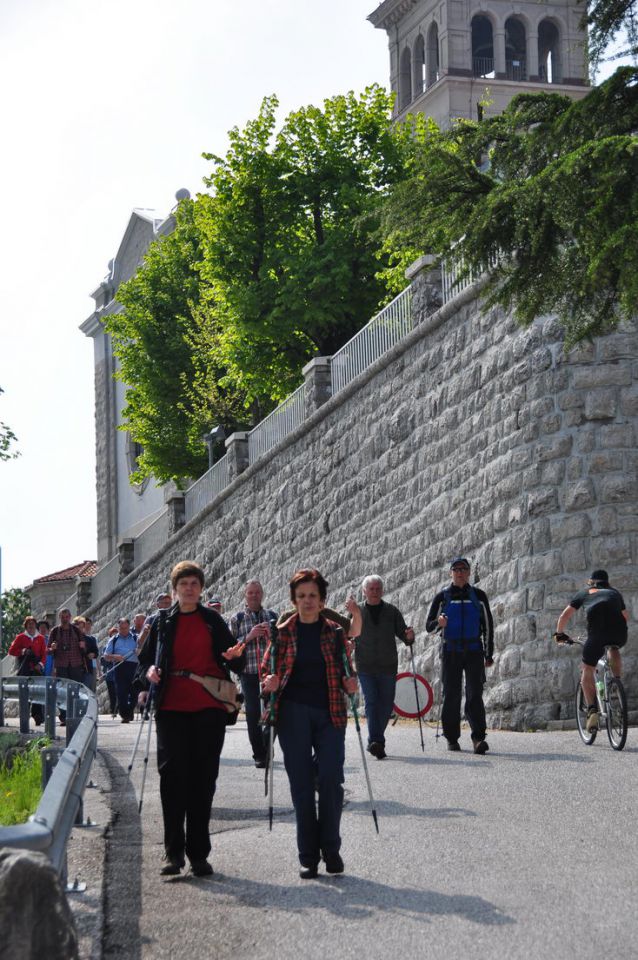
[[0, 737, 49, 826]]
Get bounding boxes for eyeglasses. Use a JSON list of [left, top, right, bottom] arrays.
[[451, 567, 469, 572]]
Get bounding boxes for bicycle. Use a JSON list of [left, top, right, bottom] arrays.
[[557, 636, 628, 751]]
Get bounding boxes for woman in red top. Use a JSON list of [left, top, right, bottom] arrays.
[[137, 561, 245, 878], [9, 616, 47, 726]]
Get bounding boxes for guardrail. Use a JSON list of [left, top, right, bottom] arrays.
[[0, 677, 98, 878], [331, 286, 413, 396], [134, 508, 170, 567], [247, 383, 306, 464], [184, 454, 231, 523]]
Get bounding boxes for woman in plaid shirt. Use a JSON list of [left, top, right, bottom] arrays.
[[262, 569, 358, 879]]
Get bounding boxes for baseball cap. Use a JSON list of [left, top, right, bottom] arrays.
[[155, 591, 171, 603], [450, 557, 470, 570], [207, 594, 222, 605], [590, 569, 609, 583]]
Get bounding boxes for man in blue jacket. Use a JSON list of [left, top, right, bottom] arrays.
[[426, 558, 494, 754]]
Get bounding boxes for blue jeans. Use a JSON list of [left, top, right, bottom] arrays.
[[358, 672, 396, 746], [240, 673, 267, 762], [277, 699, 345, 867]]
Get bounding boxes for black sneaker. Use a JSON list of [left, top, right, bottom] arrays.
[[299, 864, 318, 879], [190, 860, 214, 877], [447, 741, 461, 752], [254, 758, 267, 769], [368, 741, 384, 759], [473, 740, 489, 755], [160, 857, 184, 876], [323, 852, 344, 874]]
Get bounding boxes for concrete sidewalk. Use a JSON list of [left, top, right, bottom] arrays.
[[61, 714, 638, 960]]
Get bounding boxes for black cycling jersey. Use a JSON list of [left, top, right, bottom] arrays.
[[569, 587, 627, 645]]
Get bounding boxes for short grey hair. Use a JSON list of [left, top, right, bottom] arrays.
[[362, 575, 383, 592]]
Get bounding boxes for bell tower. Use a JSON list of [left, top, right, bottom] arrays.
[[368, 0, 591, 127]]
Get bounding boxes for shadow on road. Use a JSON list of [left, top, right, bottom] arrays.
[[204, 872, 515, 926], [100, 749, 143, 960], [347, 799, 477, 820]]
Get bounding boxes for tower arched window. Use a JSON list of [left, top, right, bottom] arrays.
[[413, 34, 426, 96], [472, 15, 494, 78], [399, 47, 413, 109], [538, 20, 562, 83], [505, 17, 527, 81], [426, 23, 440, 87]]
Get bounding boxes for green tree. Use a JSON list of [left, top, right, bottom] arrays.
[[0, 387, 19, 462], [382, 67, 638, 345], [196, 86, 410, 408], [586, 0, 638, 70], [1, 588, 31, 656], [109, 86, 411, 483], [106, 199, 248, 485]]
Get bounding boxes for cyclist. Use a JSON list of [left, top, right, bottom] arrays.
[[554, 569, 629, 732]]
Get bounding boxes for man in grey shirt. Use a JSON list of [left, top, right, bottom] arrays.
[[354, 576, 414, 759]]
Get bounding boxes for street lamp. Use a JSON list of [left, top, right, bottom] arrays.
[[203, 425, 226, 469]]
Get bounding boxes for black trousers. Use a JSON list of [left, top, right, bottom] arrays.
[[155, 708, 226, 864], [240, 672, 267, 762], [55, 665, 86, 722], [441, 649, 486, 744], [114, 661, 137, 721]]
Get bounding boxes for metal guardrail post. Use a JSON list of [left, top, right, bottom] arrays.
[[41, 745, 64, 789], [44, 677, 56, 739], [66, 682, 81, 745], [0, 677, 4, 728], [18, 676, 30, 733]]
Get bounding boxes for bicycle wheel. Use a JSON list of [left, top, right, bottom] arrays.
[[606, 678, 628, 751], [575, 684, 597, 745]]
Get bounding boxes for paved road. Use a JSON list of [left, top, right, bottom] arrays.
[[72, 716, 638, 960]]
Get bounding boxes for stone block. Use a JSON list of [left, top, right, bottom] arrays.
[[0, 849, 79, 959], [510, 676, 539, 704], [584, 388, 617, 420], [598, 423, 635, 448], [588, 451, 624, 474], [528, 487, 559, 518], [540, 413, 562, 434], [564, 408, 585, 427], [512, 614, 537, 644], [558, 391, 585, 410], [566, 457, 583, 480], [536, 435, 572, 461], [520, 551, 563, 583], [593, 507, 617, 536], [561, 538, 587, 572], [571, 364, 631, 389], [600, 475, 638, 504], [499, 646, 521, 678], [565, 341, 596, 364], [527, 583, 545, 610], [588, 535, 632, 565], [597, 333, 638, 362], [619, 385, 638, 417], [564, 479, 596, 511], [540, 460, 565, 486], [575, 429, 596, 454], [550, 513, 591, 545]]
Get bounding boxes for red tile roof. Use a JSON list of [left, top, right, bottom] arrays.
[[33, 561, 98, 583]]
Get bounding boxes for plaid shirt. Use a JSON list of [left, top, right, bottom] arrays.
[[229, 606, 278, 675], [261, 613, 354, 729]]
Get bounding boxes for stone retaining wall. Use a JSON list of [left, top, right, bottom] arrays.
[[84, 276, 638, 729]]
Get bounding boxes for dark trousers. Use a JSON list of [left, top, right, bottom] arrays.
[[105, 678, 117, 714], [55, 665, 85, 722], [240, 673, 267, 762], [277, 699, 345, 867], [441, 649, 486, 744], [114, 661, 137, 721], [358, 672, 396, 746], [155, 708, 226, 864]]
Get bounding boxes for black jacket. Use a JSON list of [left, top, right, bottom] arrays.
[[134, 602, 245, 709]]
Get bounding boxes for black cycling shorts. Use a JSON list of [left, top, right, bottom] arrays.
[[582, 632, 627, 667]]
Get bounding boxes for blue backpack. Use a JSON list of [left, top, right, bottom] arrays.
[[442, 587, 483, 653]]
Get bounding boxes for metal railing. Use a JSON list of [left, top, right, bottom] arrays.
[[442, 252, 475, 303], [331, 286, 413, 396], [247, 384, 306, 464], [184, 454, 231, 522], [473, 57, 495, 78], [0, 678, 98, 877], [133, 508, 170, 567], [91, 553, 120, 601], [506, 58, 527, 81]]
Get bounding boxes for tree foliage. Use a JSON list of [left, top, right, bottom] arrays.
[[381, 68, 638, 345], [0, 387, 19, 463], [587, 0, 638, 69], [109, 86, 410, 483], [1, 588, 31, 656]]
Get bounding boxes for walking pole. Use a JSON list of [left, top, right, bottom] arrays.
[[102, 649, 137, 681], [435, 626, 444, 743], [409, 642, 425, 752], [341, 648, 379, 835], [266, 619, 277, 830], [137, 610, 166, 814]]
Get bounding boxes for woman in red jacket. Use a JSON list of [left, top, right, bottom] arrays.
[[9, 616, 47, 726]]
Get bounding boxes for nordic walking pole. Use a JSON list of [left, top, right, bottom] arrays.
[[266, 618, 277, 830], [341, 647, 379, 835], [138, 610, 166, 814], [435, 622, 444, 743], [409, 641, 425, 752]]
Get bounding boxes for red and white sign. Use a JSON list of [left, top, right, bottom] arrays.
[[393, 672, 434, 718]]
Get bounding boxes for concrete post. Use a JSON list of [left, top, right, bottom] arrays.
[[225, 432, 250, 482], [528, 31, 539, 81], [165, 491, 186, 537], [117, 538, 135, 581], [303, 358, 332, 416], [494, 29, 506, 78], [406, 254, 443, 322], [75, 577, 92, 614]]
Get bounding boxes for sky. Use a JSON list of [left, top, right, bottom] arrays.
[[0, 0, 389, 590]]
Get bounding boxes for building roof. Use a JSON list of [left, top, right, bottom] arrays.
[[32, 561, 98, 584]]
